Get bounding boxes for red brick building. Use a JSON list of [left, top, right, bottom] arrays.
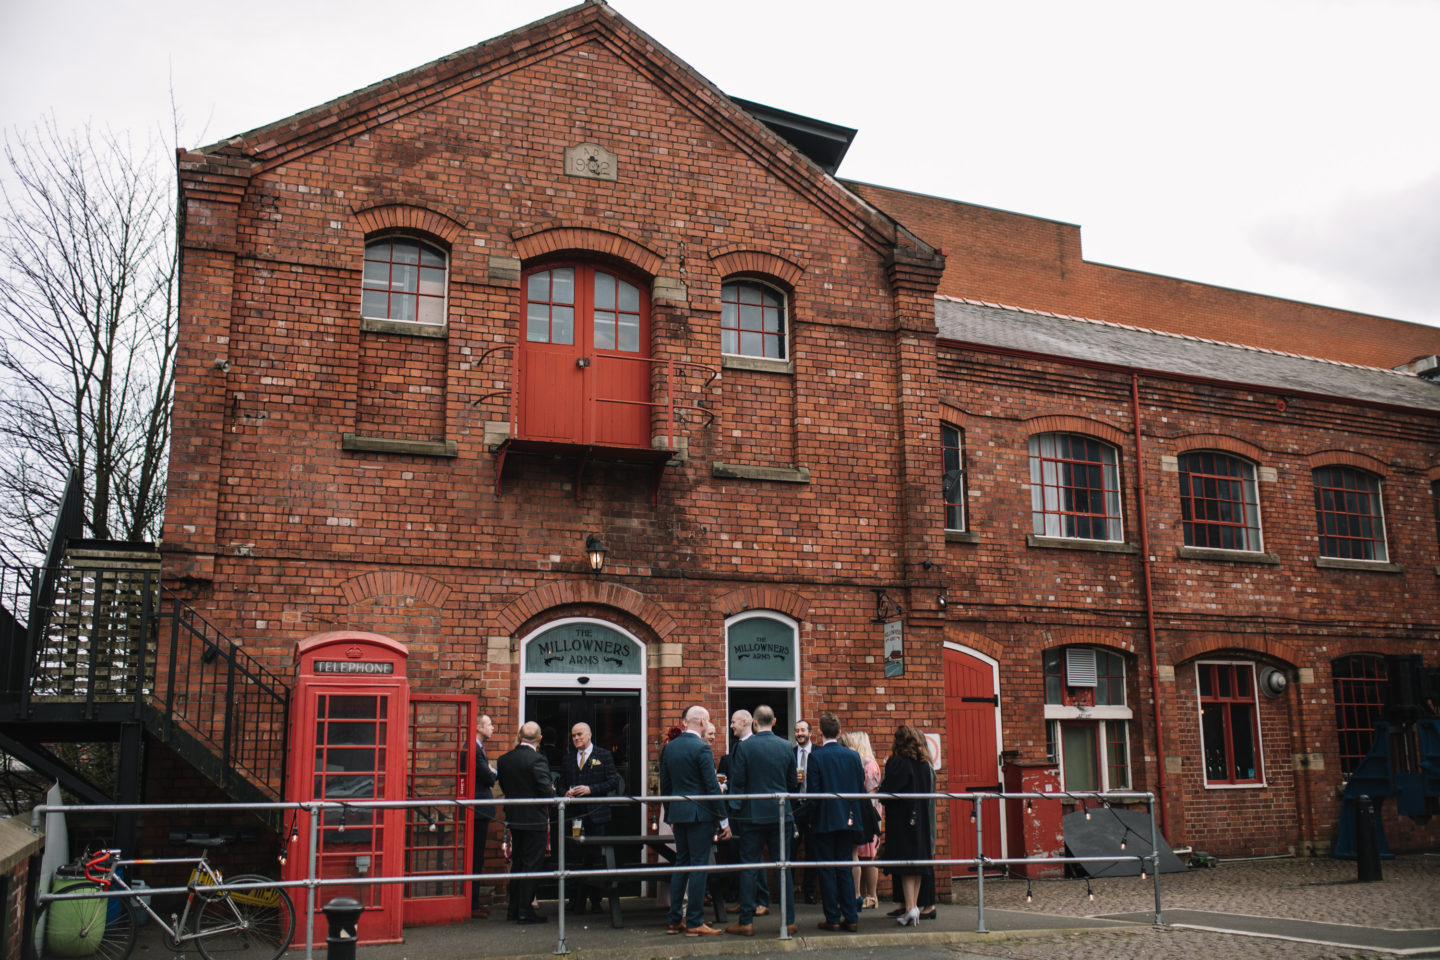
[[157, 0, 1438, 925]]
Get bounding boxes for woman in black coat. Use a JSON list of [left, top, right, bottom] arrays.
[[877, 724, 935, 927]]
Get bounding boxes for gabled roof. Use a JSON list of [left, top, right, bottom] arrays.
[[186, 1, 935, 264], [936, 297, 1440, 414]]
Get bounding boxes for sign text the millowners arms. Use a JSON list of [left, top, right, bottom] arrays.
[[529, 623, 640, 674]]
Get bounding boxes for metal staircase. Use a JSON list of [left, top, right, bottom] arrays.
[[0, 476, 290, 841]]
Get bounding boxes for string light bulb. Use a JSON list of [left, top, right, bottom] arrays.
[[1025, 880, 1033, 904], [1086, 878, 1094, 902], [1025, 798, 1033, 811], [1119, 837, 1127, 850], [1083, 807, 1092, 820]]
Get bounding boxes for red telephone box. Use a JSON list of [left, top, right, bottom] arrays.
[[288, 632, 409, 945]]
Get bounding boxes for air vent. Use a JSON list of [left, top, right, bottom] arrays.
[[1065, 648, 1098, 687]]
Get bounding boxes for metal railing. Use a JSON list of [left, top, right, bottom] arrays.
[[34, 789, 1162, 958]]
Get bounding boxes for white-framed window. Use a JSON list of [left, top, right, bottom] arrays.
[[724, 612, 800, 737], [1043, 646, 1131, 791], [1179, 451, 1263, 551], [942, 423, 966, 532], [362, 237, 447, 325], [1196, 660, 1264, 786], [1028, 433, 1122, 541], [720, 279, 787, 360]]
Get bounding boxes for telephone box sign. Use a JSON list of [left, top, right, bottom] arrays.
[[314, 660, 395, 675], [727, 615, 796, 682], [526, 622, 641, 675]]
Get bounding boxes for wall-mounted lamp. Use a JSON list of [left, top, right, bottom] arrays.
[[936, 592, 948, 611], [584, 534, 607, 577]]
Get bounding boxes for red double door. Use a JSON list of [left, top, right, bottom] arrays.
[[518, 263, 652, 448]]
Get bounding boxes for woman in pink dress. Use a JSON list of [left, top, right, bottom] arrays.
[[840, 730, 882, 909]]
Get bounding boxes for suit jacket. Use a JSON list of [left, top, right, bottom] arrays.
[[474, 738, 498, 821], [659, 730, 724, 824], [555, 744, 619, 825], [726, 729, 797, 828], [805, 740, 865, 840], [497, 743, 554, 830]]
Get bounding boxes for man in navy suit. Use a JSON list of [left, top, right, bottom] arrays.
[[805, 712, 865, 932], [724, 704, 798, 937], [497, 721, 554, 924], [659, 705, 729, 937], [555, 721, 619, 913], [471, 714, 498, 917]]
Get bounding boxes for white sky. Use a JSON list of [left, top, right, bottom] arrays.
[[4, 0, 1438, 328]]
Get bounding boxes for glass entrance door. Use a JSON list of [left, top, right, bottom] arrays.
[[525, 690, 643, 897]]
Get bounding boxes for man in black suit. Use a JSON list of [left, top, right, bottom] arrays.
[[497, 720, 554, 924], [724, 704, 797, 937], [555, 721, 619, 913], [793, 718, 817, 903], [471, 714, 498, 918], [805, 712, 865, 932]]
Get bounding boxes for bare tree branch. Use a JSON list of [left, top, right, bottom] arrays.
[[0, 116, 178, 564]]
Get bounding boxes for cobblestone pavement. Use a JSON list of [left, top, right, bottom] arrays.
[[946, 855, 1440, 960]]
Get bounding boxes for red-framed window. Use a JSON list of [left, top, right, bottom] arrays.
[[362, 237, 447, 325], [1332, 655, 1388, 776], [1044, 719, 1130, 791], [1029, 434, 1122, 541], [1197, 662, 1262, 785], [942, 423, 966, 531], [1313, 466, 1388, 561], [1179, 451, 1262, 551], [720, 279, 787, 360]]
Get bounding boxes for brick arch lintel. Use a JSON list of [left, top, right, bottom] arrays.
[[938, 399, 967, 427], [353, 202, 466, 245], [496, 580, 678, 639], [512, 221, 664, 276], [944, 628, 1003, 663], [339, 570, 451, 609], [1036, 626, 1141, 658], [1304, 449, 1391, 475], [713, 586, 811, 622], [1023, 414, 1128, 447], [1171, 434, 1267, 463], [1173, 632, 1303, 668], [709, 246, 805, 288], [1428, 464, 1440, 482]]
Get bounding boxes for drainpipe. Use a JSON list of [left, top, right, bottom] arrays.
[[1130, 374, 1170, 825]]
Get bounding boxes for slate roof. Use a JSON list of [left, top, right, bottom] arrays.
[[935, 297, 1440, 414]]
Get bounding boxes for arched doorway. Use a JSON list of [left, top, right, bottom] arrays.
[[943, 644, 1004, 871]]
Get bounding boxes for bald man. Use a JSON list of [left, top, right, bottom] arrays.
[[498, 721, 554, 924], [556, 721, 618, 913]]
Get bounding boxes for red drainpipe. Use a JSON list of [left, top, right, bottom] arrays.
[[1130, 373, 1170, 825]]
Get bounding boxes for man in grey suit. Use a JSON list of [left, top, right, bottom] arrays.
[[659, 705, 730, 937], [724, 704, 798, 937]]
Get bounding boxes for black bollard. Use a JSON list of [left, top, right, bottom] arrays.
[[323, 897, 364, 960], [1354, 795, 1382, 883]]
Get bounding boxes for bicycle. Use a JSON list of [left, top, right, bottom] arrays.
[[32, 837, 295, 960]]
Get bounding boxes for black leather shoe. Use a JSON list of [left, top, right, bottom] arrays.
[[517, 912, 547, 924], [919, 908, 937, 921], [886, 906, 905, 917]]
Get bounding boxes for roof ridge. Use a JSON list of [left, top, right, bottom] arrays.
[[935, 295, 1418, 378]]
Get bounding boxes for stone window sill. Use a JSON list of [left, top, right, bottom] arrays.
[[1177, 546, 1280, 565], [1026, 535, 1138, 555], [1314, 557, 1402, 574], [712, 462, 809, 483], [361, 316, 447, 339], [721, 355, 793, 375], [946, 530, 980, 544], [342, 434, 457, 457]]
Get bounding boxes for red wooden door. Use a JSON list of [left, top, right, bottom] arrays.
[[403, 694, 475, 925], [518, 264, 651, 448], [943, 647, 1003, 871]]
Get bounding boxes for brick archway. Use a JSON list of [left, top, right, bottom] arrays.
[[495, 580, 678, 639]]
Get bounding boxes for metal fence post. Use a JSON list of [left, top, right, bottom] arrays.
[[974, 794, 987, 933], [306, 803, 321, 960], [1149, 794, 1163, 925], [322, 897, 362, 960], [555, 796, 570, 956], [778, 792, 791, 940]]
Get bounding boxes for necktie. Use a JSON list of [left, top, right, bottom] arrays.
[[579, 750, 588, 769]]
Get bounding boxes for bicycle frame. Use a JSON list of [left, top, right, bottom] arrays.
[[82, 847, 272, 947]]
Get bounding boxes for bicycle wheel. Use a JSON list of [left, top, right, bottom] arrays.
[[32, 880, 137, 960], [192, 874, 295, 960]]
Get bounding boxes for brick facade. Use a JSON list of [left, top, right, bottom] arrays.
[[158, 0, 1436, 909]]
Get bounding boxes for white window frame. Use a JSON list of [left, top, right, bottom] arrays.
[[1195, 659, 1267, 790], [720, 279, 789, 361], [1028, 433, 1123, 542], [724, 611, 800, 726], [361, 236, 449, 326]]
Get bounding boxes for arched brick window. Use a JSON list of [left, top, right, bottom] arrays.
[[1179, 451, 1262, 551], [720, 279, 787, 360], [1312, 466, 1387, 561], [1029, 433, 1122, 541], [1332, 654, 1388, 775], [362, 237, 447, 325], [942, 423, 966, 532]]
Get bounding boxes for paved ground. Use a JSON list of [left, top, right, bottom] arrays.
[[133, 854, 1440, 959]]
